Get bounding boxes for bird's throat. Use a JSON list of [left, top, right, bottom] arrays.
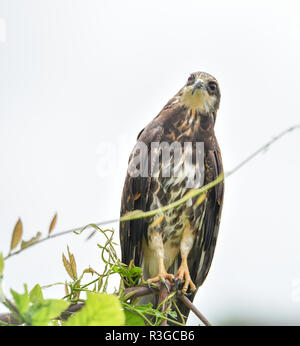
[[181, 89, 213, 115]]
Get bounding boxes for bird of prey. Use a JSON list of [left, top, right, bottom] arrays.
[[120, 71, 224, 323]]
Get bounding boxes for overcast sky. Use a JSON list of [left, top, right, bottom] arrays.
[[1, 0, 300, 325]]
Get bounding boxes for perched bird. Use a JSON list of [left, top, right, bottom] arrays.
[[120, 71, 224, 323]]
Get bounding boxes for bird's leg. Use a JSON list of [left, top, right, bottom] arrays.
[[147, 231, 174, 287], [176, 222, 196, 294]]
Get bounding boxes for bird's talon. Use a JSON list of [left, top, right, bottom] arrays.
[[174, 278, 179, 291], [147, 282, 155, 292], [163, 280, 170, 293], [147, 272, 174, 288], [176, 263, 196, 294], [184, 291, 193, 297]]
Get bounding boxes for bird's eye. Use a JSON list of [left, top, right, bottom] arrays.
[[187, 74, 195, 85], [208, 82, 217, 92]]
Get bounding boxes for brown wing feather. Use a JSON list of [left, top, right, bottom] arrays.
[[192, 146, 224, 286], [120, 101, 187, 268], [119, 123, 164, 267], [173, 145, 224, 323]]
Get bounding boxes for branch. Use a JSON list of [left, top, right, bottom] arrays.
[[225, 124, 300, 177], [122, 282, 210, 326], [178, 294, 210, 326], [157, 282, 172, 326], [0, 312, 19, 325], [3, 124, 299, 261], [0, 284, 209, 326], [3, 219, 118, 261], [0, 302, 85, 325]]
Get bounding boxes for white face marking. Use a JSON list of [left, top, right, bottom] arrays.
[[181, 78, 217, 114]]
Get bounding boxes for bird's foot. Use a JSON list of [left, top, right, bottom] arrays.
[[175, 263, 196, 294], [147, 272, 174, 293]]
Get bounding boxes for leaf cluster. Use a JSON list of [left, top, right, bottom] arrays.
[[0, 224, 184, 326]]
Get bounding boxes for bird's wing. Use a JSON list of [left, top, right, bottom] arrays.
[[170, 146, 224, 325], [190, 145, 224, 287], [120, 100, 186, 267], [119, 122, 164, 267]]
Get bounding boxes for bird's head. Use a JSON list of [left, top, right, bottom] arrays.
[[180, 72, 220, 115]]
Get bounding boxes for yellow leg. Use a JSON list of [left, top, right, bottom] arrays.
[[147, 257, 174, 284], [176, 222, 196, 294], [176, 257, 196, 293], [146, 231, 174, 285]]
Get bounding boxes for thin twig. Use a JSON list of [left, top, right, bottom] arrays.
[[123, 286, 153, 299], [3, 124, 299, 261], [3, 219, 118, 261], [0, 311, 19, 325], [225, 124, 300, 177], [59, 303, 84, 321], [173, 300, 186, 324], [0, 299, 23, 325], [178, 294, 210, 326]]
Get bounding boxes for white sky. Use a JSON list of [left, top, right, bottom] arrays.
[[0, 0, 300, 325]]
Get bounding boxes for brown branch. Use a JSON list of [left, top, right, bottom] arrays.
[[0, 298, 23, 325], [123, 286, 153, 299], [124, 282, 210, 326], [0, 311, 19, 325], [157, 281, 172, 326], [0, 283, 209, 326], [178, 294, 210, 326], [0, 302, 84, 326], [59, 302, 84, 321]]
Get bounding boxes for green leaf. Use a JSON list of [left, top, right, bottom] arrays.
[[10, 285, 30, 315], [110, 264, 130, 276], [133, 302, 153, 312], [129, 266, 142, 277], [29, 284, 44, 304], [0, 253, 4, 276], [30, 299, 69, 326], [51, 319, 61, 326], [168, 310, 177, 319], [124, 309, 145, 326], [111, 263, 142, 279], [65, 292, 125, 326]]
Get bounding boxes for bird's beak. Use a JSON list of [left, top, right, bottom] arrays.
[[192, 80, 203, 95]]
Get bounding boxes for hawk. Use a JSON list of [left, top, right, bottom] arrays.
[[120, 71, 224, 323]]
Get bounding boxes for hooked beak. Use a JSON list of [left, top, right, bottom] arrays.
[[192, 80, 203, 95]]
